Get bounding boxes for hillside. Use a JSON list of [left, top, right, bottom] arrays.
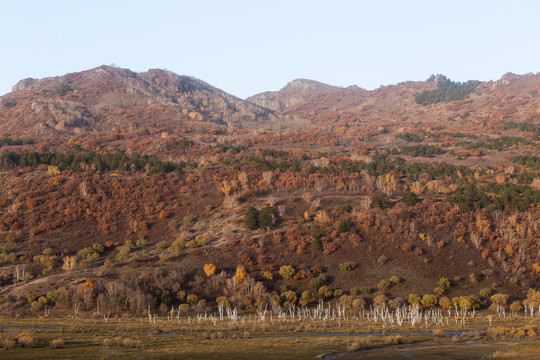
[[0, 66, 277, 154], [0, 67, 539, 319]]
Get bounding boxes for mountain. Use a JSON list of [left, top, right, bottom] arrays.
[[0, 66, 274, 141], [246, 78, 346, 112], [248, 73, 540, 130]]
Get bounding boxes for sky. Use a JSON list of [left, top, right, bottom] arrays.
[[1, 0, 540, 99]]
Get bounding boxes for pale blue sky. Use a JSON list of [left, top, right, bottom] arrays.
[[1, 0, 539, 98]]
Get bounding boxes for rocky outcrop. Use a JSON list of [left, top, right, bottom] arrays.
[[247, 78, 342, 112]]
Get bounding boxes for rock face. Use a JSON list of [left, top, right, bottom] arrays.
[[247, 78, 342, 112], [12, 78, 38, 92]]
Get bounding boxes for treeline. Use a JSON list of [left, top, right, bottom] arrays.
[[503, 122, 540, 135], [0, 137, 35, 146], [337, 155, 474, 180], [0, 150, 187, 173], [511, 155, 540, 170], [450, 182, 540, 212], [399, 145, 445, 157], [396, 132, 424, 142], [456, 136, 532, 151], [415, 75, 480, 106], [244, 155, 302, 172]]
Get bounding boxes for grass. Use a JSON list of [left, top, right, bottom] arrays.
[[0, 314, 538, 359]]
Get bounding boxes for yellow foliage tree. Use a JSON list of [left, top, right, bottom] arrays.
[[234, 265, 246, 283], [203, 263, 216, 277]]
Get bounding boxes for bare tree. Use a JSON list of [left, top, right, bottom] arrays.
[[223, 194, 239, 208], [80, 181, 89, 198], [14, 265, 29, 284], [315, 178, 326, 192], [62, 256, 78, 271], [267, 195, 277, 207], [238, 171, 248, 188], [262, 171, 272, 185], [470, 233, 482, 249], [359, 196, 372, 210]]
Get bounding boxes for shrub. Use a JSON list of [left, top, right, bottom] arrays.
[[433, 329, 444, 337], [339, 262, 353, 271], [156, 240, 168, 249], [135, 237, 146, 247], [17, 332, 36, 348], [479, 288, 491, 298], [50, 338, 64, 348], [46, 290, 58, 304], [385, 335, 404, 345], [308, 274, 327, 290], [336, 219, 354, 234], [389, 276, 401, 284], [91, 243, 104, 253], [358, 286, 371, 294], [377, 279, 391, 290], [122, 338, 138, 348], [437, 277, 451, 289], [434, 287, 445, 296], [26, 293, 36, 303], [469, 271, 482, 284], [2, 337, 15, 350]]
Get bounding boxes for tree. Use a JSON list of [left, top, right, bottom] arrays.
[[401, 191, 419, 206], [234, 265, 246, 284], [491, 293, 509, 306], [279, 265, 295, 281], [258, 205, 276, 229], [244, 206, 259, 230], [336, 219, 354, 234], [372, 193, 390, 209], [408, 293, 421, 306], [421, 294, 438, 308], [203, 263, 216, 277]]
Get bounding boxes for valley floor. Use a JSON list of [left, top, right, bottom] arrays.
[[0, 314, 539, 359]]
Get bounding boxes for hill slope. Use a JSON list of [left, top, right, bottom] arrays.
[[0, 65, 275, 141]]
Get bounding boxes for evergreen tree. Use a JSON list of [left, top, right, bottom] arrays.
[[258, 205, 276, 229], [401, 191, 419, 206], [244, 206, 259, 230]]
